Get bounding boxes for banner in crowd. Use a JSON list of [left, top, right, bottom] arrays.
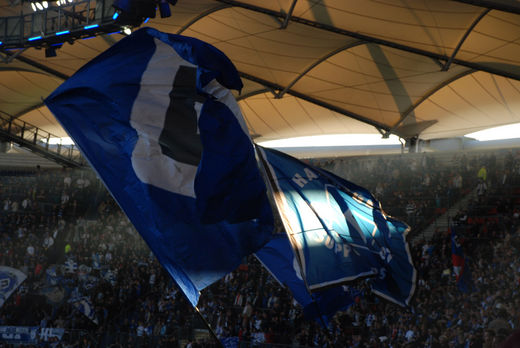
[[0, 326, 38, 344], [39, 328, 65, 342], [0, 266, 27, 307], [45, 27, 273, 306], [0, 326, 64, 344], [257, 146, 416, 306]]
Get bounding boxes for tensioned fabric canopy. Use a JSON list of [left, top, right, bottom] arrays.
[[1, 0, 520, 143]]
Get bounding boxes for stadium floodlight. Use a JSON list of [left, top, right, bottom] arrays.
[[55, 0, 73, 6], [122, 26, 132, 35], [30, 1, 48, 11]]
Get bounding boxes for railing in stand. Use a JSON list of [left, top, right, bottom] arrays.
[[0, 111, 86, 167]]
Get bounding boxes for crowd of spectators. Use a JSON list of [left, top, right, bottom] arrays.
[[314, 150, 512, 235], [0, 148, 519, 347]]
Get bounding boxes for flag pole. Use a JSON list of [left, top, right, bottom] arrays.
[[193, 305, 226, 348], [170, 286, 224, 348]]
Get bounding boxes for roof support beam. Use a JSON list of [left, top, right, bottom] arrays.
[[0, 49, 70, 80], [451, 0, 520, 15], [281, 0, 298, 29], [236, 88, 276, 101], [14, 102, 45, 119], [390, 69, 476, 132], [176, 4, 232, 34], [277, 40, 366, 99], [216, 0, 520, 81], [0, 48, 27, 64], [238, 71, 390, 134], [442, 9, 490, 71]]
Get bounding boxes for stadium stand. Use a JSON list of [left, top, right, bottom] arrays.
[[0, 147, 519, 347]]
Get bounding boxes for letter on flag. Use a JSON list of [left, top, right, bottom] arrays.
[[45, 27, 273, 306], [257, 146, 416, 306], [0, 266, 26, 308]]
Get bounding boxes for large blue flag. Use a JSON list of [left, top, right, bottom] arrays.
[[45, 27, 273, 306], [257, 146, 416, 306], [255, 233, 358, 324]]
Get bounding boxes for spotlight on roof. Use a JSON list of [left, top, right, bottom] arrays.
[[30, 1, 48, 11], [45, 43, 62, 57], [45, 46, 56, 57], [158, 0, 170, 18], [122, 26, 132, 35], [112, 0, 156, 26]]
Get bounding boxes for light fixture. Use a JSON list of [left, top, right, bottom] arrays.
[[112, 0, 155, 26], [45, 43, 62, 57], [122, 26, 131, 35], [31, 1, 49, 11], [158, 0, 170, 18], [45, 46, 57, 57], [54, 0, 73, 6]]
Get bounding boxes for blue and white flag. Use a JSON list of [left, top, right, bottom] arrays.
[[0, 266, 27, 307], [72, 297, 98, 324], [39, 328, 65, 342], [63, 259, 78, 274], [256, 234, 358, 323], [45, 28, 273, 306], [257, 147, 416, 307], [0, 326, 38, 344]]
